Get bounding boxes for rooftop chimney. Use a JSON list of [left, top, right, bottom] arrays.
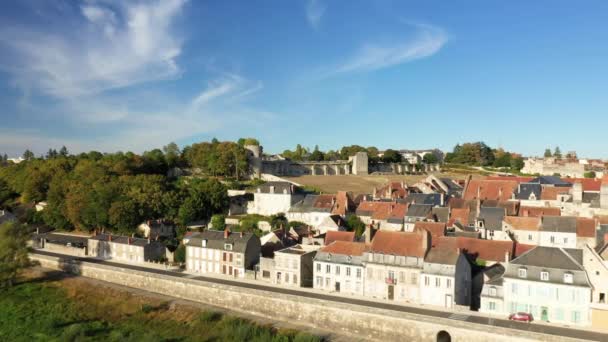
[[505, 250, 510, 263], [108, 234, 112, 242], [224, 227, 230, 239], [365, 224, 373, 244], [240, 231, 244, 238], [499, 187, 503, 200]]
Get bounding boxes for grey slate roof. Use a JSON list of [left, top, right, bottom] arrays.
[[315, 249, 365, 266], [515, 183, 542, 200], [404, 193, 443, 206], [424, 247, 459, 265], [44, 233, 88, 247], [406, 204, 433, 218], [540, 216, 577, 233], [185, 229, 257, 253], [477, 207, 505, 231], [484, 263, 505, 282], [529, 176, 572, 187], [288, 194, 332, 213], [255, 181, 296, 194], [506, 246, 589, 287], [432, 207, 450, 223]]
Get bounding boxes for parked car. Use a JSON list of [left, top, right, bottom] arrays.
[[509, 312, 533, 323]]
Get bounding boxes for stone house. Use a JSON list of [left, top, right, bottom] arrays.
[[88, 233, 166, 263], [479, 263, 507, 315], [251, 182, 304, 216], [420, 247, 462, 309], [476, 207, 508, 241], [538, 216, 578, 248], [356, 201, 408, 231], [36, 232, 88, 257], [271, 244, 319, 287], [362, 229, 430, 303], [503, 246, 592, 326], [503, 216, 541, 245], [137, 219, 176, 239], [581, 244, 608, 331], [185, 229, 261, 278], [313, 241, 368, 296]]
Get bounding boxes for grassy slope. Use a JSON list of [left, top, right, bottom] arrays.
[[0, 271, 321, 342]]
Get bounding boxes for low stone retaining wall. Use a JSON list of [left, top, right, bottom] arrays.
[[31, 253, 585, 342]]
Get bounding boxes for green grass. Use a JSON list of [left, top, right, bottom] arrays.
[[0, 281, 322, 342]]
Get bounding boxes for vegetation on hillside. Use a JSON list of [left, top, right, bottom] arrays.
[[444, 142, 525, 171], [0, 222, 32, 288], [0, 276, 321, 342]]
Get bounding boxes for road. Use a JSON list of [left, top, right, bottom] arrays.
[[32, 250, 607, 341]]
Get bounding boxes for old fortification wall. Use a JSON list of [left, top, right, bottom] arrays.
[[31, 253, 584, 342]]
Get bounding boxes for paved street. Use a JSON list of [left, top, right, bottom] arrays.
[[33, 250, 608, 341]]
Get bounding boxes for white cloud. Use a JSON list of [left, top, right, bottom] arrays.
[[0, 0, 186, 98], [334, 24, 447, 74], [305, 0, 326, 29]]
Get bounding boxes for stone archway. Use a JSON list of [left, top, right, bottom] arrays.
[[436, 330, 451, 342]]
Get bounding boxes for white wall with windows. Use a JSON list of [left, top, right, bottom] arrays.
[[420, 274, 454, 308], [313, 261, 364, 296]]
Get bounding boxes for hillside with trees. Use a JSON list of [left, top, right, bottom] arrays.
[[444, 142, 525, 171]]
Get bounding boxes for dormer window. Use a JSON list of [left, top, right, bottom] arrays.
[[564, 272, 573, 284], [541, 271, 549, 281], [347, 255, 352, 263], [327, 253, 332, 261], [518, 267, 527, 278], [224, 243, 233, 251]]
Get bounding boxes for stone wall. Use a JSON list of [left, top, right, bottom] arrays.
[[31, 253, 585, 342]]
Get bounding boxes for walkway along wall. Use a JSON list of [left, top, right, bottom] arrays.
[[31, 253, 586, 342]]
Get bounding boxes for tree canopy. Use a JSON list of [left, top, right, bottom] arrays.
[[0, 221, 31, 288]]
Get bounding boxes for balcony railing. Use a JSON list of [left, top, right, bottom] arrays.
[[385, 277, 397, 285]]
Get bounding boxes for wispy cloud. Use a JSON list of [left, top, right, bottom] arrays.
[[0, 0, 186, 98], [334, 24, 447, 74], [305, 0, 326, 30]]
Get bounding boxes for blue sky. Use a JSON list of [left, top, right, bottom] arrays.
[[1, 0, 607, 158]]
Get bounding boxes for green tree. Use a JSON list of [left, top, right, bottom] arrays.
[[108, 199, 140, 233], [0, 179, 12, 207], [162, 142, 181, 168], [422, 153, 439, 164], [510, 156, 525, 171], [309, 145, 325, 162], [59, 146, 69, 157], [22, 149, 34, 161], [237, 138, 260, 146], [554, 147, 562, 159], [210, 214, 226, 230], [381, 149, 402, 163], [544, 148, 552, 158], [269, 213, 288, 229], [0, 221, 32, 288], [174, 244, 186, 263], [584, 171, 596, 179], [345, 214, 366, 238]]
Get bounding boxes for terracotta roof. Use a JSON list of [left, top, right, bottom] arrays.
[[519, 206, 561, 217], [320, 241, 368, 256], [434, 236, 513, 263], [504, 216, 541, 231], [595, 216, 608, 225], [414, 222, 446, 241], [463, 179, 519, 201], [369, 230, 427, 257], [562, 178, 601, 192], [514, 243, 536, 257], [576, 217, 596, 238], [356, 201, 408, 221], [540, 186, 570, 200], [451, 208, 471, 225], [332, 191, 354, 216], [486, 176, 535, 183], [324, 231, 356, 245], [375, 182, 408, 199], [313, 194, 336, 210]]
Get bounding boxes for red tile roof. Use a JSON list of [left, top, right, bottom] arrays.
[[540, 186, 570, 200], [464, 179, 519, 201], [562, 178, 602, 192], [320, 241, 368, 256], [369, 230, 427, 257], [357, 201, 408, 221], [519, 206, 561, 217], [414, 222, 446, 241], [314, 194, 337, 210], [576, 217, 596, 238], [332, 191, 354, 216], [434, 237, 513, 263], [514, 243, 536, 257], [486, 176, 535, 183], [375, 181, 408, 199], [503, 216, 541, 231], [595, 216, 608, 225], [451, 208, 471, 225], [324, 231, 356, 245]]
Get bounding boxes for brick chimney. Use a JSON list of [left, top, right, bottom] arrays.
[[224, 227, 230, 239]]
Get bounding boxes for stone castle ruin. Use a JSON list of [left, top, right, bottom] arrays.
[[245, 145, 441, 178]]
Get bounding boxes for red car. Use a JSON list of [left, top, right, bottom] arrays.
[[509, 312, 533, 323]]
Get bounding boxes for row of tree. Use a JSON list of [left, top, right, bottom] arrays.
[[280, 144, 438, 165], [0, 141, 239, 235], [444, 142, 525, 170]]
